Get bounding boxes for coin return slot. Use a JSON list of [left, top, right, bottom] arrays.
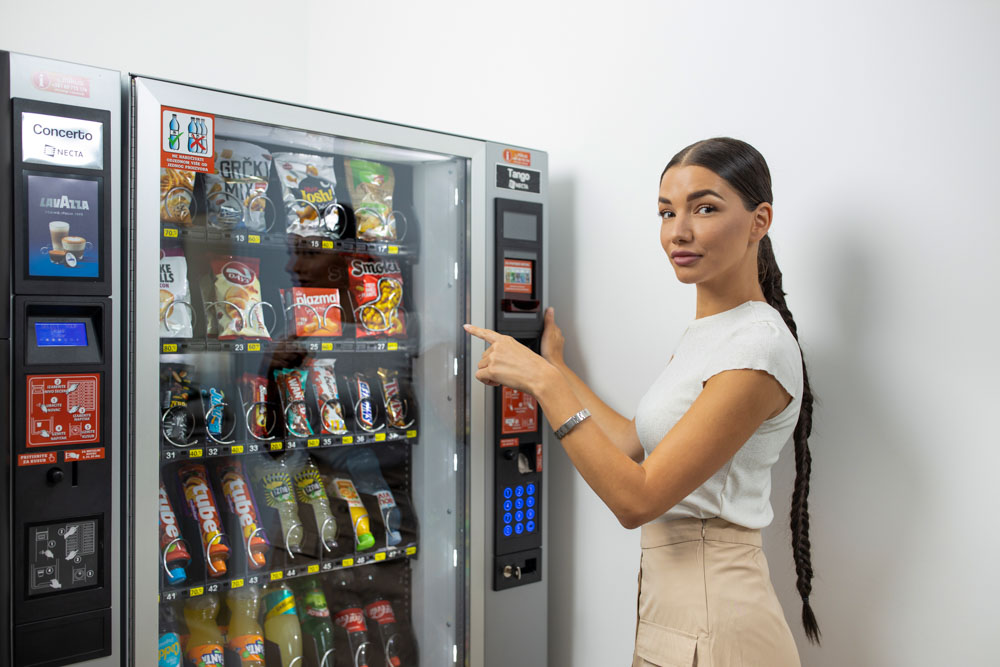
[[72, 461, 79, 487]]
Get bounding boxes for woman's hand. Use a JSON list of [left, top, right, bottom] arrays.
[[464, 324, 552, 395], [540, 307, 565, 368]]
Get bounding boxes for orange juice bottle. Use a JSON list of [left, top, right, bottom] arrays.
[[182, 593, 225, 667], [226, 586, 265, 665]]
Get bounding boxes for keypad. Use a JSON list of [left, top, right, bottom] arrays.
[[500, 480, 539, 539]]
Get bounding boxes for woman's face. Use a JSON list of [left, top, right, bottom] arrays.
[[658, 164, 768, 286]]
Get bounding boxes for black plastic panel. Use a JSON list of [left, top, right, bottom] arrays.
[[14, 608, 111, 666]]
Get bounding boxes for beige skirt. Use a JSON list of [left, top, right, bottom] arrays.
[[631, 517, 801, 667]]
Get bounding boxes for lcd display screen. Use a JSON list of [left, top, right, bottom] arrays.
[[503, 212, 537, 242], [35, 322, 88, 347]]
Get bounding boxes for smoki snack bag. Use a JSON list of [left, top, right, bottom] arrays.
[[279, 287, 343, 337], [273, 153, 345, 239], [274, 368, 314, 438], [344, 159, 400, 242], [160, 168, 196, 225], [209, 256, 271, 340], [205, 140, 274, 232], [306, 358, 347, 435], [159, 247, 193, 338], [345, 255, 406, 338]]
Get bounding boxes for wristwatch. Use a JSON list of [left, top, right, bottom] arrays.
[[553, 409, 591, 440]]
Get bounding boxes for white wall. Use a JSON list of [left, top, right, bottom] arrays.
[[4, 1, 999, 664]]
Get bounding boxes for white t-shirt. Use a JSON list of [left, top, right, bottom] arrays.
[[634, 300, 803, 529]]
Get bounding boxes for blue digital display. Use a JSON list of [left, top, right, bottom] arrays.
[[35, 322, 88, 347]]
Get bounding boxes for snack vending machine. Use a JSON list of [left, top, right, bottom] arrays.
[[1, 51, 122, 665], [130, 76, 550, 667]]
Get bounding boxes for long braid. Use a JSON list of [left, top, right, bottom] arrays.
[[758, 234, 822, 645]]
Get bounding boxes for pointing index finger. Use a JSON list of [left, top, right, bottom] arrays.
[[463, 324, 501, 344]]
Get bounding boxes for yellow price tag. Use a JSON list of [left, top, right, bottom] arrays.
[[374, 433, 386, 442], [248, 343, 261, 352], [162, 343, 178, 353], [342, 436, 354, 445], [321, 342, 333, 351], [248, 234, 261, 244], [374, 552, 386, 562], [388, 246, 399, 254], [163, 228, 179, 238], [270, 571, 283, 581], [307, 439, 319, 448], [270, 442, 282, 451], [406, 546, 417, 556], [387, 342, 398, 351], [308, 564, 319, 574], [231, 445, 244, 454], [342, 558, 354, 567], [406, 430, 417, 439], [189, 586, 204, 597], [189, 449, 203, 458], [322, 240, 333, 249], [230, 579, 244, 589]]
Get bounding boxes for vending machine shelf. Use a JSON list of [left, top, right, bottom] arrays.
[[162, 224, 414, 259], [159, 338, 413, 355], [160, 431, 419, 462]]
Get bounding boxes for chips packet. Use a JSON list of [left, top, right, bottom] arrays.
[[344, 159, 396, 242], [345, 255, 406, 338], [159, 247, 193, 338], [160, 168, 196, 225], [273, 153, 343, 238], [209, 256, 271, 340], [280, 287, 343, 337], [205, 140, 273, 232]]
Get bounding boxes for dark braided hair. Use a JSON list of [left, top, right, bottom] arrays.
[[662, 137, 821, 645]]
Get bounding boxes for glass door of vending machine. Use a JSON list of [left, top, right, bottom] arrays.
[[130, 77, 482, 667]]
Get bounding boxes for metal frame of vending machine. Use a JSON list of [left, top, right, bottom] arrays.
[[1, 51, 122, 666], [127, 75, 548, 667]]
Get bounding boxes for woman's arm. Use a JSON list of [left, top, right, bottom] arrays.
[[466, 325, 790, 529]]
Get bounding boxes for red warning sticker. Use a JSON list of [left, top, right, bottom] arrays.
[[17, 452, 58, 467], [161, 106, 215, 174], [503, 149, 531, 167], [501, 386, 538, 434], [500, 437, 519, 448], [64, 447, 105, 462], [26, 374, 100, 447], [536, 444, 543, 472]]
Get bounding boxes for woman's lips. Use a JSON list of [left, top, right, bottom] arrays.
[[673, 254, 701, 266]]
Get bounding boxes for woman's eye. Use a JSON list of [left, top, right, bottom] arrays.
[[658, 210, 673, 220], [696, 204, 715, 214]]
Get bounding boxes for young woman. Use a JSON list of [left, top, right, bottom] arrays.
[[465, 137, 819, 666]]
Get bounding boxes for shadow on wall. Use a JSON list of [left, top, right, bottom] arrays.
[[764, 237, 929, 666], [546, 174, 582, 665]]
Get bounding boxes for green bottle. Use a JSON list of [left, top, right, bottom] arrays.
[[290, 575, 336, 667]]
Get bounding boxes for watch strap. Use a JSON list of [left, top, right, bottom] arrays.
[[553, 409, 591, 440]]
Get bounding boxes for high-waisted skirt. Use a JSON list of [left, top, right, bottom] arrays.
[[631, 517, 801, 667]]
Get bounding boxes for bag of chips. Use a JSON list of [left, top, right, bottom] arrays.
[[280, 287, 343, 337], [274, 368, 314, 438], [273, 153, 343, 238], [209, 256, 271, 340], [345, 255, 406, 338], [160, 168, 196, 225], [306, 358, 347, 434], [205, 140, 273, 232], [159, 247, 193, 338], [344, 159, 396, 242]]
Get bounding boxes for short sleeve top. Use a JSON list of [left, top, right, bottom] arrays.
[[634, 300, 803, 529]]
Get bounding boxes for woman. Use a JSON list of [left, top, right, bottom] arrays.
[[465, 137, 819, 666]]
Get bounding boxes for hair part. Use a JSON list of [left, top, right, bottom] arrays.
[[664, 137, 822, 645]]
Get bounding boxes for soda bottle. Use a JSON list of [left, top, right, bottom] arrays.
[[219, 460, 270, 569], [328, 475, 375, 551], [330, 571, 372, 667], [158, 481, 192, 584], [365, 597, 413, 667], [158, 602, 183, 667], [285, 451, 338, 551], [183, 593, 226, 667], [178, 463, 231, 577], [226, 585, 265, 665], [325, 447, 402, 546], [289, 575, 336, 667], [255, 456, 305, 553], [263, 581, 304, 667]]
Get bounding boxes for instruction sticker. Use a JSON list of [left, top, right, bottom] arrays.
[[501, 386, 538, 434], [161, 106, 215, 174], [26, 374, 100, 447]]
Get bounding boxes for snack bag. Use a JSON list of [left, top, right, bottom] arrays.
[[344, 159, 396, 242], [274, 368, 314, 438], [205, 140, 273, 232], [159, 247, 193, 338], [377, 367, 413, 429], [160, 168, 196, 225], [280, 287, 343, 337], [306, 358, 347, 434], [209, 256, 270, 340], [345, 255, 406, 338], [273, 153, 343, 238], [240, 373, 274, 441]]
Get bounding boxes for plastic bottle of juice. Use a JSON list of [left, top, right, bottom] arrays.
[[183, 593, 225, 667], [226, 585, 265, 665], [263, 581, 304, 667], [285, 451, 338, 551], [158, 602, 183, 667], [290, 575, 336, 667], [255, 456, 305, 553]]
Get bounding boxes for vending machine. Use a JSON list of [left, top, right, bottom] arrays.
[[0, 51, 123, 665], [128, 76, 550, 667]]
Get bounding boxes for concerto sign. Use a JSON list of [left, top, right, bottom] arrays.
[[21, 112, 104, 170]]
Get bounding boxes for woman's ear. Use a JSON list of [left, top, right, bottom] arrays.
[[749, 202, 773, 242]]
